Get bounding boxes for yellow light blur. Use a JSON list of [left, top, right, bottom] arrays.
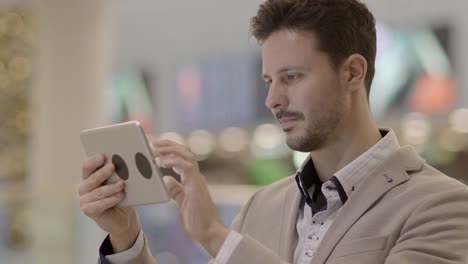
[[401, 112, 432, 145], [2, 12, 25, 37], [8, 56, 32, 81], [158, 132, 185, 145], [218, 127, 249, 153], [449, 108, 468, 133], [187, 129, 215, 159], [252, 123, 283, 150]]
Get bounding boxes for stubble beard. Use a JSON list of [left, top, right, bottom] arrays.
[[285, 96, 345, 152]]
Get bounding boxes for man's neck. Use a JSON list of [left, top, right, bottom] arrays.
[[310, 117, 382, 183]]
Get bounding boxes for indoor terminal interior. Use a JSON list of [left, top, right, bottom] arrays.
[[0, 1, 468, 263]]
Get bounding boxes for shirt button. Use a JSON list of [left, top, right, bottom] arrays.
[[305, 250, 314, 257]]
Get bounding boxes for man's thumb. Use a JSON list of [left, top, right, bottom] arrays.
[[163, 176, 184, 207]]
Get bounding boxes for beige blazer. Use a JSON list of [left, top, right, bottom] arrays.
[[107, 145, 468, 264]]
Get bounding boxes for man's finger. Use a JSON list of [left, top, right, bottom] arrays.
[[156, 144, 195, 161], [82, 154, 105, 179], [78, 163, 115, 196], [152, 139, 175, 147], [157, 155, 195, 173], [80, 192, 125, 218], [163, 176, 184, 207], [80, 181, 125, 205]]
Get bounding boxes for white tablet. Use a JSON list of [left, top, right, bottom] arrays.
[[80, 121, 170, 207]]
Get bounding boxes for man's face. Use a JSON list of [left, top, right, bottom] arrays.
[[262, 29, 349, 152]]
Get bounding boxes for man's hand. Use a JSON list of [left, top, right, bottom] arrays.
[[78, 154, 141, 253], [153, 139, 229, 257]]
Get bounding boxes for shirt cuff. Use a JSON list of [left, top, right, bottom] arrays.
[[101, 229, 144, 264], [213, 231, 243, 264]]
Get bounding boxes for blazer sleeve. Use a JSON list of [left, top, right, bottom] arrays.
[[384, 186, 468, 264], [97, 232, 155, 264], [99, 187, 293, 264]]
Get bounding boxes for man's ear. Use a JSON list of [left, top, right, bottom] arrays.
[[341, 54, 367, 93]]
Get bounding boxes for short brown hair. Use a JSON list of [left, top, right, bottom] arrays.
[[250, 0, 377, 96]]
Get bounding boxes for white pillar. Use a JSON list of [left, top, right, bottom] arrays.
[[29, 1, 111, 263]]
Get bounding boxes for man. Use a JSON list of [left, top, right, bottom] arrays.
[[78, 0, 468, 263]]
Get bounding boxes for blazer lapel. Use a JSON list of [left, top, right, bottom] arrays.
[[278, 178, 302, 261], [311, 145, 424, 264]]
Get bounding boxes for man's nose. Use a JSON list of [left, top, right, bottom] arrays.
[[265, 82, 287, 111]]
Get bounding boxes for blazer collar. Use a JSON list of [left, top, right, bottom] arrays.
[[278, 145, 425, 263], [279, 179, 302, 260], [278, 146, 424, 264], [311, 145, 425, 264]]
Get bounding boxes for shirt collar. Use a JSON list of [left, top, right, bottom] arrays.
[[295, 159, 332, 213], [295, 128, 400, 207]]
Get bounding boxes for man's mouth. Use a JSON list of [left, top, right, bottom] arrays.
[[276, 111, 304, 130], [279, 116, 300, 130]]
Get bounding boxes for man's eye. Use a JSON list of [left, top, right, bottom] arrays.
[[287, 73, 300, 81], [264, 80, 272, 88]]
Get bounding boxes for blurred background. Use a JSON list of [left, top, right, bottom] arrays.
[[0, 0, 467, 263]]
